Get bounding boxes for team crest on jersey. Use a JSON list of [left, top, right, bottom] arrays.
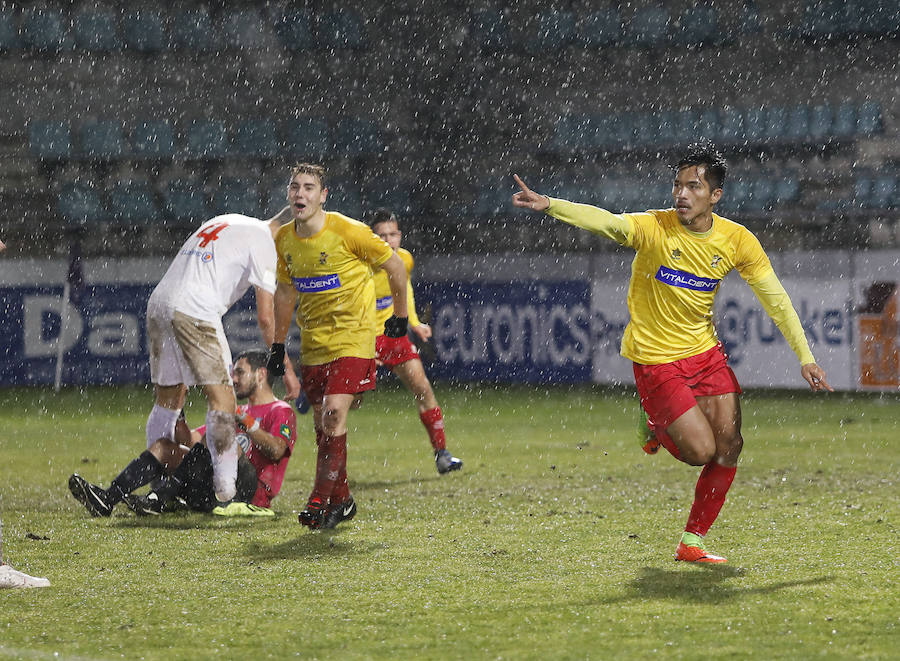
[[319, 251, 328, 264], [671, 248, 682, 260], [279, 423, 291, 440], [710, 254, 722, 268]]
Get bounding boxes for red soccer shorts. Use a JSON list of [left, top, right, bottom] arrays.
[[375, 333, 420, 369], [633, 343, 742, 432], [300, 357, 377, 407]]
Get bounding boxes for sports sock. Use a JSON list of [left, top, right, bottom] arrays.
[[419, 406, 447, 452], [108, 450, 164, 504], [205, 410, 237, 502], [685, 461, 738, 537], [146, 404, 180, 450], [310, 433, 348, 505]]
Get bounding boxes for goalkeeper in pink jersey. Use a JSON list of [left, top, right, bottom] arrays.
[[513, 140, 832, 564]]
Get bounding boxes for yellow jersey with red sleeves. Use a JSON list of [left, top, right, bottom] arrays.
[[373, 247, 421, 331], [546, 199, 814, 366], [275, 212, 394, 365]]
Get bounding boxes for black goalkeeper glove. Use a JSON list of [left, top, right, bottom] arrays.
[[266, 343, 286, 376], [383, 315, 408, 338]]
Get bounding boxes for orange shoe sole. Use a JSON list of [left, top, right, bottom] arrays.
[[674, 542, 727, 563]]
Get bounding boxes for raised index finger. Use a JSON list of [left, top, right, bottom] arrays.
[[513, 174, 532, 195]]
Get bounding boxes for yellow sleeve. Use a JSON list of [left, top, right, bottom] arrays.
[[545, 198, 633, 246], [343, 220, 394, 267], [749, 272, 816, 365]]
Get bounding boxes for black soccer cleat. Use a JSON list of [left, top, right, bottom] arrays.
[[435, 449, 463, 474], [321, 496, 357, 529], [123, 492, 164, 516], [68, 473, 113, 517], [298, 497, 325, 529]]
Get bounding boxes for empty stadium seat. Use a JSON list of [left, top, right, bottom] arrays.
[[122, 11, 167, 53], [164, 180, 210, 222], [0, 10, 20, 50], [675, 6, 718, 45], [109, 180, 160, 224], [211, 178, 261, 216], [233, 119, 279, 158], [334, 118, 382, 158], [856, 101, 883, 135], [470, 9, 510, 52], [131, 120, 176, 159], [831, 102, 858, 138], [318, 10, 367, 50], [808, 104, 834, 140], [281, 118, 332, 158], [523, 10, 576, 54], [185, 120, 228, 159], [784, 105, 810, 142], [774, 175, 800, 204], [273, 8, 316, 51], [58, 182, 105, 224], [73, 9, 120, 52], [627, 7, 670, 47], [29, 120, 72, 161], [719, 107, 744, 144], [323, 180, 363, 217], [869, 175, 897, 208], [21, 8, 72, 51], [632, 112, 659, 148], [221, 9, 267, 50], [79, 120, 127, 161], [743, 107, 767, 142], [576, 8, 621, 47], [170, 9, 216, 51], [763, 106, 788, 141]]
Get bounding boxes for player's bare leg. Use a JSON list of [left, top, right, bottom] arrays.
[[665, 395, 742, 563], [202, 383, 238, 503], [392, 359, 462, 474]]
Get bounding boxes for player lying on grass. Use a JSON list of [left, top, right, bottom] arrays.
[[68, 350, 297, 518], [512, 141, 832, 564], [370, 208, 463, 475]]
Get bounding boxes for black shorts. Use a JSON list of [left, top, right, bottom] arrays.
[[176, 444, 258, 511]]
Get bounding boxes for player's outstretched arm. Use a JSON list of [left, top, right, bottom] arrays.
[[801, 363, 833, 392], [511, 174, 550, 212]]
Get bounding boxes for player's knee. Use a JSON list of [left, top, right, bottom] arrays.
[[321, 408, 345, 436]]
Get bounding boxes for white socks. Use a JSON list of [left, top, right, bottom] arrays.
[[205, 410, 237, 502], [145, 404, 181, 449]]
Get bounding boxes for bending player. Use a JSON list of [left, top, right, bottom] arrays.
[[268, 163, 409, 530], [370, 208, 462, 474], [513, 141, 832, 563], [68, 350, 297, 517]]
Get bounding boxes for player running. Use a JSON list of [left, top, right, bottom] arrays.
[[370, 208, 462, 474], [267, 163, 409, 530], [512, 141, 832, 564], [68, 350, 297, 517]]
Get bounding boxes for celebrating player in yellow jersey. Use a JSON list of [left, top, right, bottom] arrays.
[[371, 209, 463, 475], [513, 140, 832, 564], [267, 163, 409, 530]]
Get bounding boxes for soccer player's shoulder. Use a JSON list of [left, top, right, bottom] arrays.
[[397, 247, 414, 270], [326, 211, 367, 231]]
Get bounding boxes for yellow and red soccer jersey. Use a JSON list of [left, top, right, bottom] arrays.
[[275, 212, 393, 365], [373, 247, 421, 331], [547, 199, 802, 365]]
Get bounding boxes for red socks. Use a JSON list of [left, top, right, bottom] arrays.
[[419, 406, 446, 451], [310, 432, 348, 505], [685, 461, 737, 537]]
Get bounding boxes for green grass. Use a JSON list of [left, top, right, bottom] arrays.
[[0, 383, 897, 660]]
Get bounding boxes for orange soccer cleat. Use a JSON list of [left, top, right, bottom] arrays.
[[674, 541, 727, 564]]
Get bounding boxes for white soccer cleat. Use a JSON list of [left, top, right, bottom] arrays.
[[0, 563, 51, 589]]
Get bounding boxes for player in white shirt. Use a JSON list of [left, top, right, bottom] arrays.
[[141, 214, 281, 507]]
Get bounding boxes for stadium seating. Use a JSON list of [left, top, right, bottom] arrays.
[[21, 7, 71, 51], [281, 118, 332, 159], [470, 9, 510, 52], [221, 9, 267, 50], [131, 120, 177, 160], [108, 180, 160, 224], [856, 101, 883, 136], [29, 120, 72, 161], [79, 120, 127, 161], [522, 10, 576, 54], [334, 118, 382, 159], [318, 10, 368, 50], [233, 119, 279, 159], [57, 182, 105, 224], [273, 8, 317, 51], [674, 6, 718, 45], [0, 10, 20, 50], [627, 7, 670, 48], [122, 11, 167, 53], [211, 177, 261, 217], [170, 9, 216, 51], [164, 179, 210, 222], [576, 8, 622, 47], [184, 120, 228, 160], [73, 9, 120, 52]]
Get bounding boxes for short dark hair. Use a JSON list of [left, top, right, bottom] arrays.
[[235, 349, 274, 387], [371, 207, 396, 228], [673, 140, 727, 190], [290, 163, 327, 189]]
